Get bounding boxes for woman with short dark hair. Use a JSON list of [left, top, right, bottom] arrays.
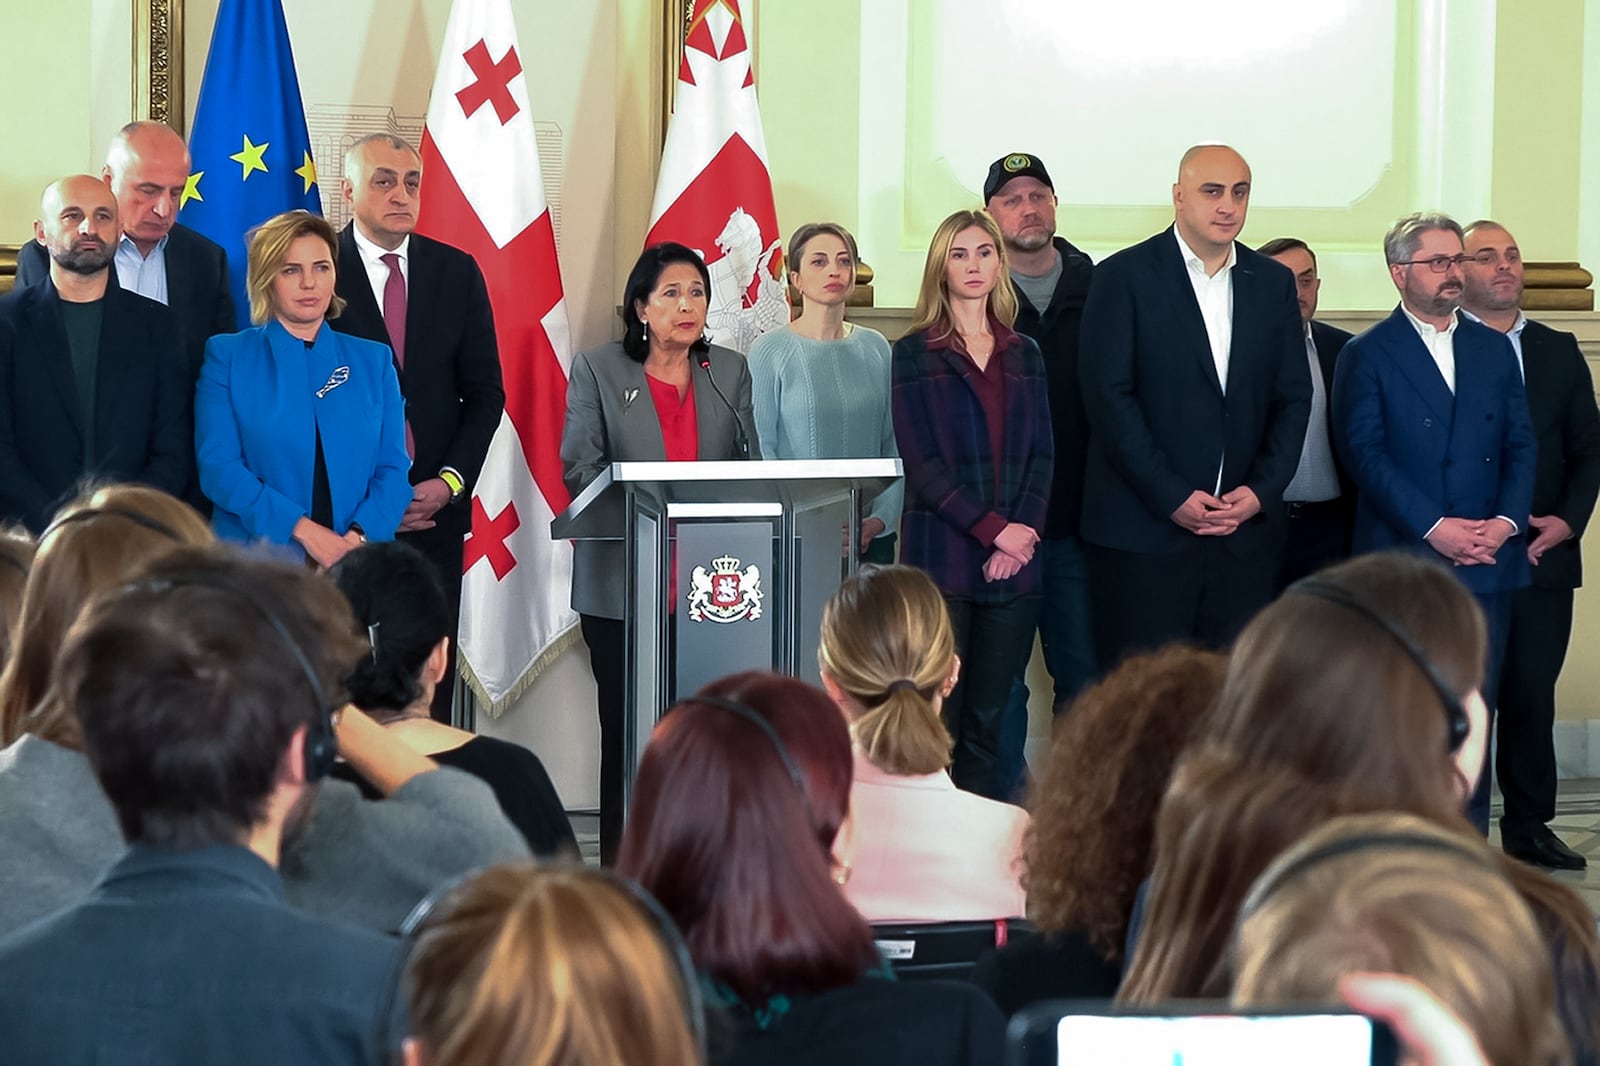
[[559, 242, 760, 862], [618, 670, 1004, 1065]]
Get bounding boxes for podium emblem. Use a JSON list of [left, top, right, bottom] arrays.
[[688, 554, 763, 623]]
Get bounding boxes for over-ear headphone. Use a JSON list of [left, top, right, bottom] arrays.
[[387, 865, 707, 1061], [677, 693, 808, 797], [146, 572, 339, 782], [1289, 577, 1471, 753], [1237, 828, 1495, 923]]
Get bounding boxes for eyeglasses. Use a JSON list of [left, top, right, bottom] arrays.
[[1396, 255, 1472, 273]]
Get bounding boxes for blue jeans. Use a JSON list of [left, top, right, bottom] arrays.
[[997, 536, 1096, 800]]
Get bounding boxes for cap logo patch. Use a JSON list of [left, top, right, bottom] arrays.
[[1003, 154, 1032, 173]]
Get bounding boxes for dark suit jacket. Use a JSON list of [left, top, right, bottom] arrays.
[[330, 226, 505, 542], [1077, 226, 1311, 556], [16, 223, 235, 378], [559, 340, 759, 617], [1331, 307, 1536, 595], [1518, 318, 1600, 589], [0, 280, 192, 531]]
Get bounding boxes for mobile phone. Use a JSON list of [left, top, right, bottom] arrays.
[[1006, 1001, 1400, 1066]]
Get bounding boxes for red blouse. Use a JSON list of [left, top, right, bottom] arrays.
[[646, 373, 699, 460]]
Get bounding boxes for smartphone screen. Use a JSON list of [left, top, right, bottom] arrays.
[[1049, 1011, 1392, 1066]]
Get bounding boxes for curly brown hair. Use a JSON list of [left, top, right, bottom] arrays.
[[1022, 644, 1226, 960]]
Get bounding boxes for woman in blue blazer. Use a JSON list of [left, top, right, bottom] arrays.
[[196, 211, 411, 566]]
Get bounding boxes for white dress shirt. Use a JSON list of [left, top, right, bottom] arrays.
[[1283, 323, 1340, 503], [350, 225, 410, 314], [1173, 227, 1236, 393], [1462, 308, 1527, 382], [1401, 304, 1458, 393], [114, 234, 168, 305]]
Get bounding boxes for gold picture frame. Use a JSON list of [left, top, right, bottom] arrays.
[[134, 0, 186, 133]]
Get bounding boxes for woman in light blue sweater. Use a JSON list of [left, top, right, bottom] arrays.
[[747, 223, 901, 562]]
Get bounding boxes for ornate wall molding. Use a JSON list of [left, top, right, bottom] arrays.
[[134, 0, 185, 132]]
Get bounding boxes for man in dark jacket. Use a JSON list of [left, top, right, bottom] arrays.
[[1462, 219, 1600, 869]]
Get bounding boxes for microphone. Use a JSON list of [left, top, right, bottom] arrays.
[[699, 354, 750, 459]]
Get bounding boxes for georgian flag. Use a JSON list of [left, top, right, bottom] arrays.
[[417, 0, 577, 713], [646, 0, 789, 353]]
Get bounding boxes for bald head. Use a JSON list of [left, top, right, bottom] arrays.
[[1172, 144, 1252, 264], [36, 176, 118, 277], [104, 121, 191, 253]]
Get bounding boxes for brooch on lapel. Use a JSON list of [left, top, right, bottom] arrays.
[[316, 366, 351, 398], [624, 386, 639, 409]]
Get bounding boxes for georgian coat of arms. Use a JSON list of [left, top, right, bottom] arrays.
[[687, 554, 763, 623]]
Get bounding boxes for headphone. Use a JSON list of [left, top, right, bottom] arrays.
[[387, 865, 707, 1060], [1289, 577, 1471, 753], [39, 505, 186, 544], [1237, 827, 1496, 923], [677, 693, 808, 797], [139, 571, 340, 782]]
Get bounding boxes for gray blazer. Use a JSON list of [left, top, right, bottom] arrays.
[[561, 340, 761, 617]]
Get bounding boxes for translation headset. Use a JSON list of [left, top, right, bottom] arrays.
[[1236, 828, 1496, 923], [388, 866, 708, 1060], [1288, 577, 1471, 754], [39, 504, 185, 544], [678, 693, 809, 797]]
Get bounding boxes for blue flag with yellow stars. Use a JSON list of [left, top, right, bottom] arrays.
[[180, 0, 321, 329]]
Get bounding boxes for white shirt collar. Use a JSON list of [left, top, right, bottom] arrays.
[[1173, 226, 1237, 278], [350, 223, 409, 266], [1401, 303, 1459, 339], [117, 232, 168, 258], [1459, 307, 1526, 336]]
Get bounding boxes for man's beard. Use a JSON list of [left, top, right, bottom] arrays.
[[1008, 227, 1054, 253], [51, 241, 113, 276]]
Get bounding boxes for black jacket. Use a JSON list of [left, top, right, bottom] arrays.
[[1012, 235, 1094, 537], [1519, 318, 1600, 588]]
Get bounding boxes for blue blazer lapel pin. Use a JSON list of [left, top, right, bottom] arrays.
[[317, 366, 351, 398]]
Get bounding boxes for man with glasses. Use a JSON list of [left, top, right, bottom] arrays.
[[1331, 211, 1536, 834], [1460, 219, 1600, 869]]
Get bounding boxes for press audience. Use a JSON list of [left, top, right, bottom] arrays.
[[817, 564, 1027, 922], [0, 550, 402, 1065], [0, 485, 527, 938], [972, 644, 1226, 1015], [330, 540, 576, 857], [402, 863, 702, 1066], [1120, 553, 1488, 1001], [618, 670, 1005, 1065], [1231, 813, 1569, 1066]]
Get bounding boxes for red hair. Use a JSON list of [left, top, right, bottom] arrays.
[[617, 671, 879, 1005]]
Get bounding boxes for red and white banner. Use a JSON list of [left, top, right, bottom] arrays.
[[646, 0, 788, 353], [417, 0, 577, 714]]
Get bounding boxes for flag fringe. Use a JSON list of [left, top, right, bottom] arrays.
[[458, 619, 584, 720]]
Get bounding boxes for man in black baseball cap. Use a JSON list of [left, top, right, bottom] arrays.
[[982, 152, 1096, 798]]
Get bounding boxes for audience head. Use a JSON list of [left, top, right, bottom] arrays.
[[103, 121, 191, 253], [246, 209, 346, 328], [0, 526, 35, 664], [1231, 813, 1568, 1066], [1383, 211, 1466, 323], [983, 152, 1058, 256], [34, 175, 118, 277], [0, 485, 212, 749], [618, 670, 878, 1007], [1461, 219, 1524, 315], [1025, 645, 1226, 960], [619, 242, 712, 361], [55, 547, 365, 851], [1172, 144, 1251, 259], [1258, 237, 1320, 324], [818, 564, 956, 775], [330, 541, 451, 722], [1495, 856, 1600, 1066], [909, 208, 1017, 338], [1120, 553, 1487, 1002], [342, 133, 423, 251], [1217, 553, 1488, 806], [402, 863, 702, 1066], [785, 222, 859, 311]]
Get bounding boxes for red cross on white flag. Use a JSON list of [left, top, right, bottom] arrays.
[[418, 0, 577, 713], [646, 0, 788, 353]]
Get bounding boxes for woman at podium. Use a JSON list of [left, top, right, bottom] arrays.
[[890, 209, 1053, 802], [747, 223, 901, 563], [559, 241, 760, 863]]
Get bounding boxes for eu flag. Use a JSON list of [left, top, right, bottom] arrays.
[[180, 0, 322, 330]]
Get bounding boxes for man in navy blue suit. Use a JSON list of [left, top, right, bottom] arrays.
[[1331, 212, 1536, 832]]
